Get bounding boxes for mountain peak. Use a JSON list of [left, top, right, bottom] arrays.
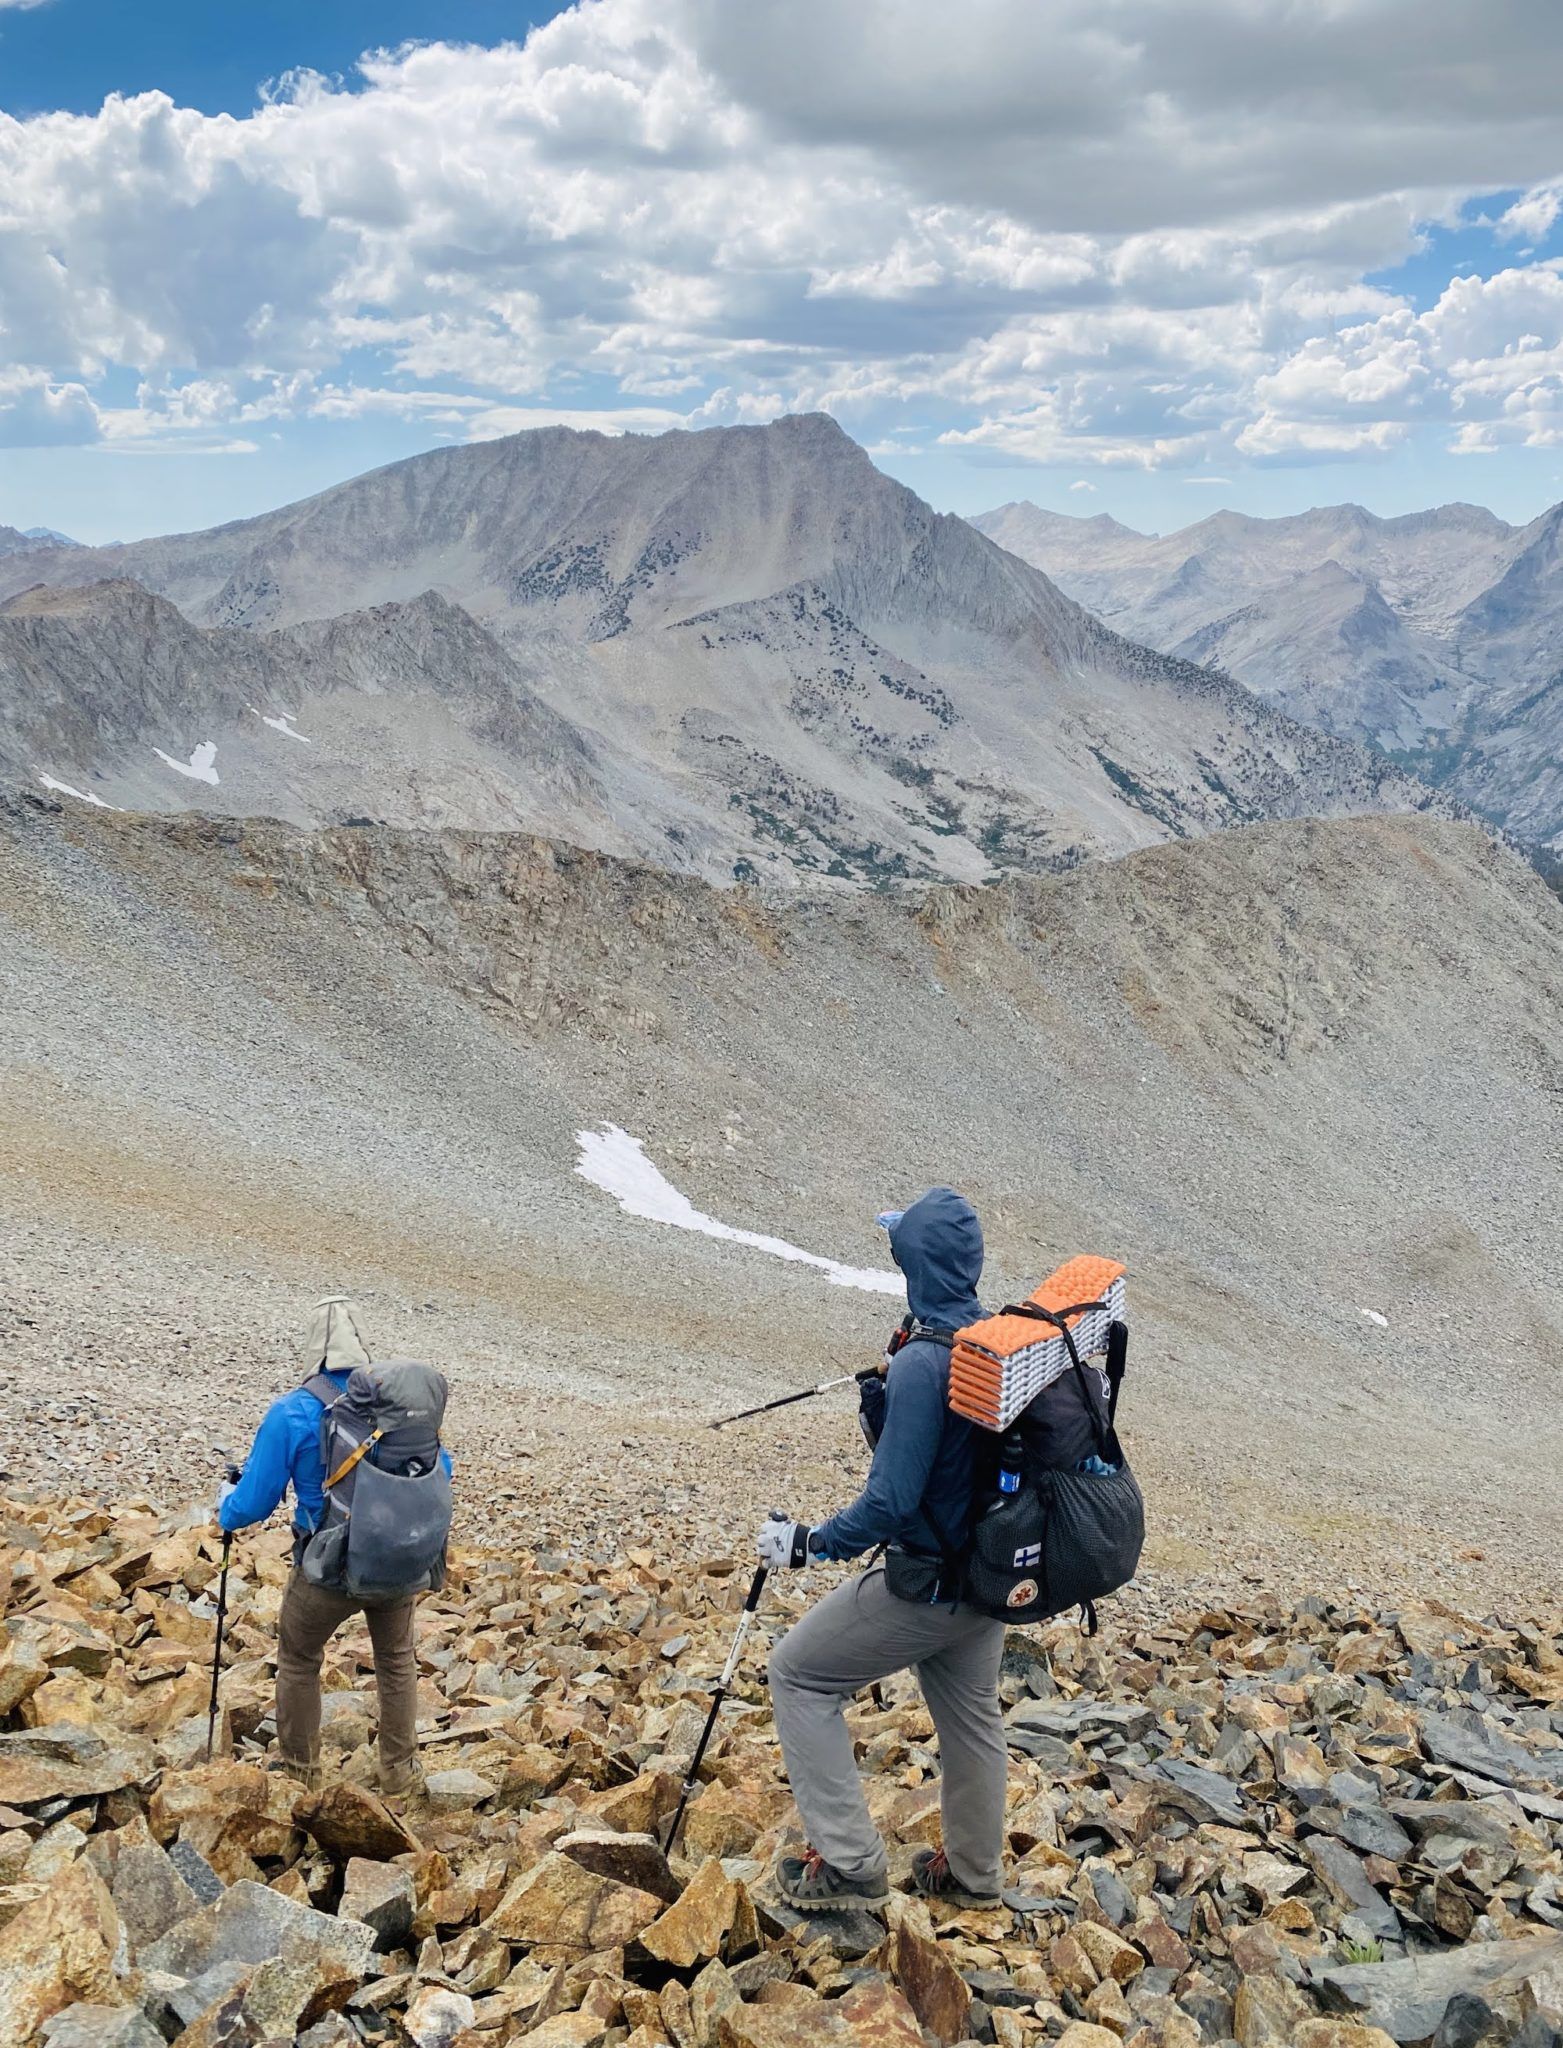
[[1, 576, 174, 623]]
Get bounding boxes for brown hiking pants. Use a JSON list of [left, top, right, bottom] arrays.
[[275, 1568, 419, 1783]]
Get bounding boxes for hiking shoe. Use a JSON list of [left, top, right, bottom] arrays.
[[776, 1847, 889, 1913], [911, 1847, 1002, 1907], [270, 1756, 322, 1793], [378, 1761, 428, 1802]]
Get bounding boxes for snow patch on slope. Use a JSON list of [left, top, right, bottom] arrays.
[[575, 1123, 901, 1295], [260, 709, 312, 743], [153, 741, 220, 785], [35, 770, 113, 809]]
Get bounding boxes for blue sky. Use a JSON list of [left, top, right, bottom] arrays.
[[2, 0, 1562, 544], [0, 1, 553, 117]]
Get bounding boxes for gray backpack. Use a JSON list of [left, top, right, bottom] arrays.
[[299, 1362, 452, 1605]]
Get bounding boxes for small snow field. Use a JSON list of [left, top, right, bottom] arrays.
[[575, 1122, 902, 1295], [153, 740, 220, 785], [35, 770, 112, 808], [261, 710, 312, 743]]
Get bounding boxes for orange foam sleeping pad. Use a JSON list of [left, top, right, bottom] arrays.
[[949, 1253, 1127, 1431]]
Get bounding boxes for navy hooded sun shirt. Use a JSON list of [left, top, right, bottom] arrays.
[[810, 1185, 986, 1564]]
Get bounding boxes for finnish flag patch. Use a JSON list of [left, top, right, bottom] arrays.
[[1012, 1542, 1042, 1569]]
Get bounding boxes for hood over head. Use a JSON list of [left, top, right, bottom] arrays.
[[888, 1187, 984, 1328], [304, 1295, 372, 1377]]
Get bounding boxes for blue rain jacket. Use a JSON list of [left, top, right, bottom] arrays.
[[220, 1372, 451, 1537], [810, 1186, 985, 1564]]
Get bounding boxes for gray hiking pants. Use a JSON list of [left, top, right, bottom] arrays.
[[767, 1566, 1008, 1893]]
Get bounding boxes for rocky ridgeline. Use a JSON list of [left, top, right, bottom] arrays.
[[2, 1497, 1562, 2048]]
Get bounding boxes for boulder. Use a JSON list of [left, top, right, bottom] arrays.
[[0, 1727, 154, 1807], [294, 1781, 419, 1862], [38, 2006, 165, 2048], [1233, 1970, 1312, 2047], [402, 1984, 477, 2048], [141, 1958, 252, 2038], [1152, 1758, 1254, 1828], [0, 1858, 124, 2044], [140, 1876, 376, 1981], [242, 1926, 368, 2037], [557, 1826, 680, 1903], [1313, 1936, 1563, 2044], [1430, 1995, 1504, 2048], [498, 1745, 575, 1808], [108, 1839, 199, 1954], [165, 1839, 225, 1905], [640, 1857, 742, 1970], [1302, 1836, 1401, 1942], [1075, 1920, 1145, 1985], [717, 1977, 922, 2046], [21, 1820, 87, 1882], [683, 1784, 789, 1860], [0, 1883, 48, 1930], [0, 1638, 48, 1717], [422, 1768, 499, 1813], [583, 1770, 681, 1835], [835, 1977, 928, 2045], [881, 1919, 972, 2044], [1419, 1714, 1563, 1791], [339, 1858, 416, 1949], [484, 1851, 664, 1951], [1293, 2026, 1400, 2048], [753, 1888, 884, 1959], [690, 1956, 742, 2045], [525, 2016, 610, 2048], [719, 2007, 844, 2047]]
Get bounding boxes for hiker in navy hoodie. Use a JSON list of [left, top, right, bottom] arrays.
[[758, 1186, 1008, 1910]]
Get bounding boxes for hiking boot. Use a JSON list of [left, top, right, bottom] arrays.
[[270, 1756, 322, 1793], [379, 1760, 428, 1803], [911, 1847, 1002, 1907], [776, 1847, 889, 1913]]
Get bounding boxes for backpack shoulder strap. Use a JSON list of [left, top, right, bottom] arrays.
[[1104, 1321, 1128, 1425], [301, 1370, 343, 1408]]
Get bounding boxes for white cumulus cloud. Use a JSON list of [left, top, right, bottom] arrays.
[[0, 0, 1559, 472]]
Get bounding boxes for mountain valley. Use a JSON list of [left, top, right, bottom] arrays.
[[975, 497, 1563, 858]]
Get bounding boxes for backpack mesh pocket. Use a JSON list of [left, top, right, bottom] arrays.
[[344, 1457, 452, 1604], [966, 1464, 1144, 1622]]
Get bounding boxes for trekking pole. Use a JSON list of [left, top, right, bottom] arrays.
[[663, 1563, 768, 1853], [205, 1459, 240, 1762], [708, 1372, 863, 1430]]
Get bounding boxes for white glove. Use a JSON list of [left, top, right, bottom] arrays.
[[756, 1510, 814, 1570], [215, 1476, 238, 1518]]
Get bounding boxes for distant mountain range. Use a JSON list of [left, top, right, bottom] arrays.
[[973, 498, 1563, 857], [0, 523, 80, 558], [0, 416, 1441, 884]]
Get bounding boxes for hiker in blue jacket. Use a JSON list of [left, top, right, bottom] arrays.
[[218, 1296, 447, 1796], [758, 1186, 1009, 1910]]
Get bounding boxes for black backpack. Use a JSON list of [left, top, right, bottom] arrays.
[[299, 1362, 452, 1605], [877, 1271, 1145, 1630], [959, 1307, 1144, 1629]]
